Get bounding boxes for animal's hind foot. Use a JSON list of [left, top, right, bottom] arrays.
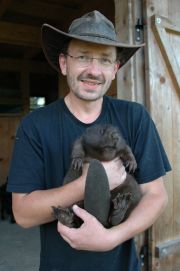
[[109, 192, 132, 226]]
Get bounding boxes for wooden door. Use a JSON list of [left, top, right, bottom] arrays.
[[144, 0, 180, 270], [0, 116, 21, 185]]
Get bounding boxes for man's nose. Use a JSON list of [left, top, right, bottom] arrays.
[[86, 58, 102, 74]]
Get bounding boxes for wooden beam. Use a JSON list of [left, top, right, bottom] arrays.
[[24, 48, 41, 60], [0, 21, 40, 47], [0, 97, 23, 105], [0, 0, 13, 18], [9, 1, 79, 23], [21, 61, 29, 113], [0, 58, 54, 73]]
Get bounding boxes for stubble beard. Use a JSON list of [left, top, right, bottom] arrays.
[[66, 72, 112, 102]]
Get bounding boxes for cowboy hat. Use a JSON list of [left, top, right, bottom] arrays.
[[41, 10, 144, 72]]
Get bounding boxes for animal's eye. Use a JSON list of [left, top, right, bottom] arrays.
[[104, 146, 114, 151]]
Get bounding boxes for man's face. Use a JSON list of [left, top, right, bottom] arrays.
[[59, 39, 119, 101]]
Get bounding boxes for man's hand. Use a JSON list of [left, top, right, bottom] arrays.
[[81, 159, 126, 191], [57, 205, 116, 251], [101, 158, 127, 190]]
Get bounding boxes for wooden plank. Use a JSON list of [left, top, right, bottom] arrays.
[[171, 73, 180, 271], [115, 1, 147, 269], [114, 0, 135, 101], [114, 0, 145, 104], [169, 4, 180, 271], [152, 15, 180, 91], [0, 0, 13, 18], [155, 237, 180, 258], [132, 0, 146, 105], [20, 61, 29, 113], [0, 116, 21, 185], [0, 21, 40, 47]]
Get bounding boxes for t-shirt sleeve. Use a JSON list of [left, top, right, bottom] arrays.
[[133, 108, 171, 184], [7, 120, 45, 193]]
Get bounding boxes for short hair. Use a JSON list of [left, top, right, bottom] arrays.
[[61, 38, 71, 54]]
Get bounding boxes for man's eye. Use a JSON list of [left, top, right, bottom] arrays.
[[100, 58, 112, 65], [77, 55, 89, 62]]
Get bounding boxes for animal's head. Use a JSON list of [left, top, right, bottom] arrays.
[[82, 124, 122, 160]]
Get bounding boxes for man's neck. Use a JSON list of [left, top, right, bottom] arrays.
[[64, 93, 103, 124]]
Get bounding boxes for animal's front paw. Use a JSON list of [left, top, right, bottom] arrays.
[[71, 158, 83, 170], [109, 192, 132, 225], [125, 158, 137, 173]]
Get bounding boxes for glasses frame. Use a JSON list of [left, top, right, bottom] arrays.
[[65, 53, 118, 69]]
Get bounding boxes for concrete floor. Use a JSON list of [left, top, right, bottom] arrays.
[[0, 220, 40, 271]]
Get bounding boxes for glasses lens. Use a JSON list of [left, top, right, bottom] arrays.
[[67, 54, 115, 68]]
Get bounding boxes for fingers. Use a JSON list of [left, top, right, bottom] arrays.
[[72, 204, 93, 222], [57, 205, 95, 250], [57, 222, 77, 248], [57, 205, 93, 236]]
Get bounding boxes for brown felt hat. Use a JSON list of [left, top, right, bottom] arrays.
[[41, 10, 144, 72]]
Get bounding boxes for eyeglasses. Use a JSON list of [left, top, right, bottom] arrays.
[[65, 53, 117, 69]]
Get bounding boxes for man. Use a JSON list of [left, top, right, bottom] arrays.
[[7, 10, 171, 271]]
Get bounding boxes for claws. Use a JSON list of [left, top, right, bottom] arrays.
[[71, 158, 83, 171], [109, 192, 132, 225], [125, 160, 137, 173]]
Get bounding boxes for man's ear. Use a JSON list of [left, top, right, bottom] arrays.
[[112, 61, 120, 80], [59, 54, 67, 75]]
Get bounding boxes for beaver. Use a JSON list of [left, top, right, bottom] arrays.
[[52, 124, 142, 228]]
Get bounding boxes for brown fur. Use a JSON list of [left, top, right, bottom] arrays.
[[52, 124, 142, 228]]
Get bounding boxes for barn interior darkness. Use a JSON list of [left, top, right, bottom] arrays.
[[0, 0, 115, 113]]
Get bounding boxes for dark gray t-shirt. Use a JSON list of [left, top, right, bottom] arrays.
[[7, 96, 171, 271]]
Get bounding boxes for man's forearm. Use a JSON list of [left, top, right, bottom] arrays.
[[12, 176, 85, 228], [12, 159, 126, 229]]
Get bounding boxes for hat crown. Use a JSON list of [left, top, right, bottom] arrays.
[[68, 10, 118, 42]]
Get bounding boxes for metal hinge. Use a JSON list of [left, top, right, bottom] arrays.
[[135, 18, 144, 42], [155, 237, 180, 259], [139, 245, 148, 268]]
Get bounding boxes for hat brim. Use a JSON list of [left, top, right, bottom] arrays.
[[41, 23, 144, 72]]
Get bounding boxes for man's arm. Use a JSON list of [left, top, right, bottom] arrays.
[[57, 177, 168, 251], [12, 159, 125, 228], [12, 176, 85, 228]]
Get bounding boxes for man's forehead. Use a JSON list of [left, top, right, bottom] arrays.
[[68, 39, 117, 56]]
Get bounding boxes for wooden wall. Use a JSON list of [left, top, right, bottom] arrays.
[[144, 0, 180, 270], [115, 0, 146, 105], [114, 1, 148, 270], [0, 116, 20, 185], [115, 0, 180, 270], [0, 59, 57, 186]]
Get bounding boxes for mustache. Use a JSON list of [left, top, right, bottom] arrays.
[[78, 73, 105, 84]]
